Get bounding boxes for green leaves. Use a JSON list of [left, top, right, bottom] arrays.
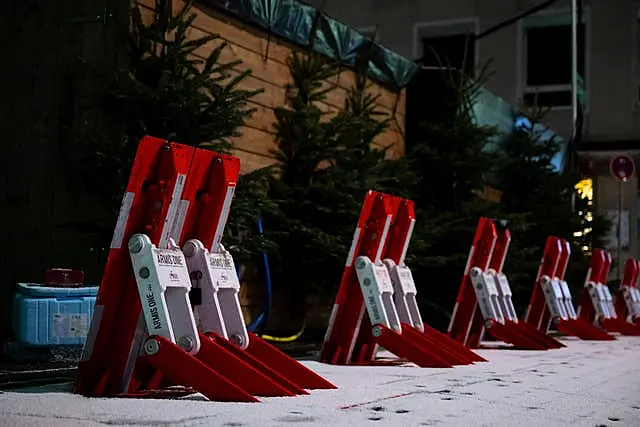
[[72, 0, 267, 262]]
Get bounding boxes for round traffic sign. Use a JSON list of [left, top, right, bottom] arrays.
[[609, 154, 635, 182]]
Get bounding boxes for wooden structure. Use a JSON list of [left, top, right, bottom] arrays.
[[137, 0, 407, 173]]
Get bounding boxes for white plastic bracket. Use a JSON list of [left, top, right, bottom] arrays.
[[587, 281, 612, 319], [620, 286, 640, 322], [128, 233, 200, 355], [540, 276, 568, 320], [183, 239, 249, 349], [355, 256, 401, 333], [469, 267, 504, 324], [601, 285, 617, 318], [383, 259, 423, 332], [492, 270, 518, 322], [558, 280, 577, 319]]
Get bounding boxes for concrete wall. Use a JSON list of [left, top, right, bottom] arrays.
[[320, 0, 640, 144]]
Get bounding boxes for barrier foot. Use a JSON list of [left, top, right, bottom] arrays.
[[557, 319, 616, 341], [143, 335, 259, 402], [196, 333, 297, 397], [601, 318, 640, 336], [372, 324, 453, 368], [510, 321, 565, 348], [400, 324, 475, 365], [246, 332, 337, 390], [486, 320, 548, 350], [423, 324, 487, 362], [205, 333, 308, 395]]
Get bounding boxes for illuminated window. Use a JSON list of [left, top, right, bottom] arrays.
[[575, 178, 593, 203], [574, 178, 594, 254]]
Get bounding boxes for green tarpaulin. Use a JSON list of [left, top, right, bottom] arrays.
[[201, 0, 418, 89]]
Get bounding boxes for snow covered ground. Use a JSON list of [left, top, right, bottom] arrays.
[[1, 336, 640, 427]]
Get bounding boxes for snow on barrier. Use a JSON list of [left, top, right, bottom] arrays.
[[577, 250, 640, 336], [614, 258, 640, 325], [320, 191, 485, 368], [524, 236, 615, 341], [75, 136, 334, 402], [448, 218, 565, 350]]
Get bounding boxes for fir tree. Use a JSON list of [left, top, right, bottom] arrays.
[[497, 111, 610, 300], [265, 51, 416, 321], [403, 66, 509, 330], [71, 0, 271, 262]]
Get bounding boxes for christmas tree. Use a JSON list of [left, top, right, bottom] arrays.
[[497, 110, 610, 301], [265, 50, 416, 321], [402, 65, 511, 330], [72, 0, 271, 263]]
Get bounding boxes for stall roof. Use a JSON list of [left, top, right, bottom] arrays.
[[199, 0, 419, 89]]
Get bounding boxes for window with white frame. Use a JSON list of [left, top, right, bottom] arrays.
[[522, 13, 586, 108]]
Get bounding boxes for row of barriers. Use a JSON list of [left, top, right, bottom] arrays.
[[320, 190, 640, 367], [74, 138, 640, 401]]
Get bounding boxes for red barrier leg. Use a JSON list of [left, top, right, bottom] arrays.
[[485, 320, 548, 350], [372, 325, 452, 368], [205, 333, 308, 395], [142, 336, 258, 402], [246, 332, 337, 389]]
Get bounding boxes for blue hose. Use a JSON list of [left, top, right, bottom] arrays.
[[244, 217, 272, 332]]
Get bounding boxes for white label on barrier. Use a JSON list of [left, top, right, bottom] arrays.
[[374, 264, 394, 293], [483, 273, 499, 296], [551, 280, 564, 299], [209, 251, 239, 291], [209, 252, 234, 271], [110, 192, 135, 249], [153, 248, 191, 286], [52, 313, 89, 339], [396, 265, 417, 294]]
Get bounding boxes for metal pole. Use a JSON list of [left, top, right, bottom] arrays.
[[616, 179, 623, 282], [571, 0, 578, 140]]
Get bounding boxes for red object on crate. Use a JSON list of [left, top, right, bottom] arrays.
[[320, 190, 484, 367], [447, 218, 565, 350], [45, 269, 85, 287]]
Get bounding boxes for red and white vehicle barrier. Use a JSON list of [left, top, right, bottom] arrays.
[[524, 237, 615, 341], [448, 218, 565, 350], [320, 191, 484, 368], [75, 136, 334, 402], [577, 250, 640, 336], [614, 258, 640, 325]]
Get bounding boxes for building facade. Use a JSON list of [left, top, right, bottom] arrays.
[[316, 0, 640, 272]]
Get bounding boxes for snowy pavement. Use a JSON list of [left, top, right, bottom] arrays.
[[1, 336, 640, 427]]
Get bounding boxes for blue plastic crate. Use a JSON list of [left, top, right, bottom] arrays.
[[13, 283, 98, 346]]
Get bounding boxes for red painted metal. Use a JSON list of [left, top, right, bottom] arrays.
[[577, 250, 640, 336], [75, 136, 197, 397], [448, 218, 561, 350], [321, 191, 471, 367], [614, 258, 640, 324], [75, 137, 335, 402], [524, 237, 615, 341]]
